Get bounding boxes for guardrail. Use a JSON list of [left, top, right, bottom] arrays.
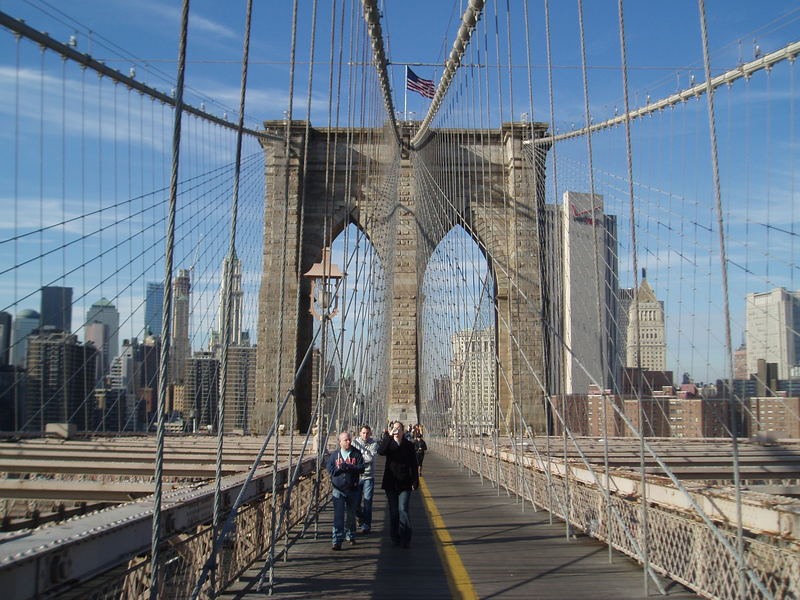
[[433, 437, 799, 600], [0, 456, 328, 599]]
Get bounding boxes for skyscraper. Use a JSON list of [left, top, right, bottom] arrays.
[[626, 275, 667, 371], [86, 298, 120, 375], [84, 322, 108, 383], [10, 309, 40, 368], [0, 311, 11, 366], [542, 193, 620, 395], [560, 192, 620, 394], [217, 252, 245, 346], [745, 287, 800, 379], [40, 286, 73, 332], [184, 352, 219, 431], [222, 345, 256, 432], [450, 328, 496, 433], [144, 282, 164, 336], [24, 329, 97, 431], [106, 336, 161, 431], [170, 269, 191, 384]]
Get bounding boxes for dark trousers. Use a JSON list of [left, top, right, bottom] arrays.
[[356, 477, 374, 531], [331, 488, 359, 544], [385, 489, 412, 544]]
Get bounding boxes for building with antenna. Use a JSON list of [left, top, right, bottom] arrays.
[[170, 270, 191, 384], [211, 253, 246, 354]]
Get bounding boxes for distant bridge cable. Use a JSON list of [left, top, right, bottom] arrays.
[[151, 0, 190, 596], [535, 39, 800, 145], [0, 11, 283, 142], [20, 0, 265, 127]]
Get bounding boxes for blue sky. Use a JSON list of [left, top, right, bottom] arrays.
[[1, 0, 798, 382]]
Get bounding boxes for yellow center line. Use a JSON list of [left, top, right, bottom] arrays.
[[419, 477, 479, 600]]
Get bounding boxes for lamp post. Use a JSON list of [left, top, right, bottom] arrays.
[[303, 247, 345, 492], [303, 247, 344, 321]]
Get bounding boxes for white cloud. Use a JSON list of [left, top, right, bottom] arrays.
[[132, 0, 238, 42]]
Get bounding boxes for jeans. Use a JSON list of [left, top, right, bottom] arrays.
[[385, 489, 412, 544], [356, 478, 374, 531], [331, 487, 360, 545]]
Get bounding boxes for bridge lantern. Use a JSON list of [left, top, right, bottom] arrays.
[[303, 247, 344, 320]]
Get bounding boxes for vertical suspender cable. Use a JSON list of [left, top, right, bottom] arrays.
[[151, 0, 189, 597], [615, 1, 648, 594], [542, 0, 558, 526], [696, 1, 745, 597], [576, 0, 613, 564], [212, 0, 254, 596], [281, 0, 318, 564], [268, 0, 299, 593]]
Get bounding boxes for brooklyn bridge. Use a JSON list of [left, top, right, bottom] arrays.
[[0, 1, 797, 598]]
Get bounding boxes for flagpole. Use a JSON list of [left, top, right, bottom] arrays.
[[404, 65, 408, 121]]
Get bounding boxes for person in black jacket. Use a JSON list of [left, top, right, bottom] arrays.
[[378, 421, 419, 548], [413, 433, 428, 475], [327, 431, 365, 550]]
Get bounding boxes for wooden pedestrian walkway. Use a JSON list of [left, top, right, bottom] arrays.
[[221, 453, 697, 599]]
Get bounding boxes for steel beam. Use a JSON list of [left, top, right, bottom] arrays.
[[0, 480, 154, 502]]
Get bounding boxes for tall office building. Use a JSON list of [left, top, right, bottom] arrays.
[[24, 329, 97, 431], [217, 252, 245, 346], [222, 345, 256, 432], [615, 287, 635, 386], [86, 298, 119, 375], [170, 270, 191, 384], [40, 286, 73, 332], [144, 282, 164, 336], [626, 275, 667, 371], [184, 352, 219, 430], [560, 192, 620, 394], [745, 287, 800, 380], [734, 343, 748, 380], [542, 193, 620, 395], [84, 322, 107, 383], [10, 309, 40, 368], [0, 312, 11, 366], [106, 336, 161, 431], [450, 328, 496, 433]]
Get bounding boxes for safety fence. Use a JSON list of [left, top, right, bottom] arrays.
[[0, 453, 330, 599], [432, 438, 800, 600], [73, 474, 329, 599]]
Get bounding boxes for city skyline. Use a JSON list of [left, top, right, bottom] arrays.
[[1, 1, 799, 385]]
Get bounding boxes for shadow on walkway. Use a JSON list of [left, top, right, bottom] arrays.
[[222, 452, 697, 599]]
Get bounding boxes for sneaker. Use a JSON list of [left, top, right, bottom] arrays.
[[331, 543, 342, 551], [348, 538, 356, 545], [360, 528, 370, 535]]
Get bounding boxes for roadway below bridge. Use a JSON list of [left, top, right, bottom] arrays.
[[0, 434, 308, 531], [223, 453, 696, 599], [502, 436, 800, 483]]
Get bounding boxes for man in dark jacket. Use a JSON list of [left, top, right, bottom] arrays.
[[327, 431, 365, 550], [378, 421, 419, 548]]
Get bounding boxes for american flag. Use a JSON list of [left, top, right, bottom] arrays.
[[407, 67, 435, 99]]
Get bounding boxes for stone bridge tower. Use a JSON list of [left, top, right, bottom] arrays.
[[253, 120, 551, 435]]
